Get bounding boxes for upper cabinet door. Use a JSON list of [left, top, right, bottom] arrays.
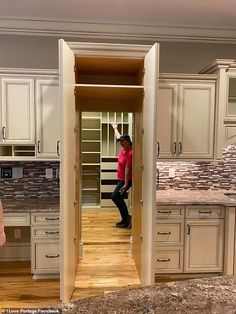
[[59, 39, 77, 302], [178, 82, 215, 159], [142, 43, 159, 285], [36, 79, 59, 158], [1, 77, 35, 144], [157, 82, 178, 158]]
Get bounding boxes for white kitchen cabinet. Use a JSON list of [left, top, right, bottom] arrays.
[[36, 78, 60, 158], [31, 212, 60, 279], [157, 79, 215, 159], [155, 205, 184, 273], [184, 219, 224, 273], [0, 77, 35, 144], [155, 205, 225, 276]]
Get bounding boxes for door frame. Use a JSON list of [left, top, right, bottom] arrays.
[[60, 41, 159, 301]]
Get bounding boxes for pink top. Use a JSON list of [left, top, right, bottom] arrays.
[[117, 147, 132, 181]]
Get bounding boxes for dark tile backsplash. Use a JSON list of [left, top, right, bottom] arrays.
[[157, 145, 236, 190], [0, 161, 59, 199]]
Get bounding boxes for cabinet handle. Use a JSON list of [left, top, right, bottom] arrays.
[[2, 127, 6, 140], [157, 141, 160, 157], [157, 258, 170, 262], [199, 211, 212, 214], [57, 141, 60, 156], [45, 217, 59, 221], [158, 210, 171, 214], [187, 225, 190, 235], [45, 254, 59, 258], [45, 231, 60, 235], [37, 140, 41, 154], [156, 169, 160, 187], [157, 232, 171, 235], [172, 142, 177, 155], [178, 142, 182, 155]]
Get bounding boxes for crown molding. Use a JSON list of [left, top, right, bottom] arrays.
[[0, 17, 236, 44]]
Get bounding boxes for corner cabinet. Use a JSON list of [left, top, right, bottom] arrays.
[[157, 77, 216, 159], [200, 59, 236, 157], [0, 77, 35, 144], [36, 78, 60, 158]]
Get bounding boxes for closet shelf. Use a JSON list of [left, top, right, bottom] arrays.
[[75, 84, 144, 100]]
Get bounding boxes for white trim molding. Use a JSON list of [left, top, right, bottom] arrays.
[[1, 17, 236, 44]]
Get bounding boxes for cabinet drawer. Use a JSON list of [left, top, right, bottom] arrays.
[[32, 226, 60, 239], [156, 206, 184, 219], [155, 247, 183, 273], [155, 220, 183, 244], [33, 242, 60, 270], [31, 213, 60, 225], [186, 206, 224, 219], [4, 213, 30, 226]]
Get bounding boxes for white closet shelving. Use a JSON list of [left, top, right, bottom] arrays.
[[81, 111, 132, 208]]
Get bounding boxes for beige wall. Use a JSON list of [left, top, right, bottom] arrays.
[[0, 34, 235, 73]]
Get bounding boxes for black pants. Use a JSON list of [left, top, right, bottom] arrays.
[[111, 180, 132, 222]]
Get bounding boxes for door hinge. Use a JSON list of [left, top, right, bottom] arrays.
[[140, 164, 144, 170], [74, 127, 78, 133], [141, 128, 144, 134], [140, 235, 143, 241], [74, 66, 77, 73], [74, 88, 77, 96], [140, 199, 143, 205]]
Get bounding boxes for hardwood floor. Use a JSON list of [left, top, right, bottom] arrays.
[[0, 262, 60, 308], [0, 208, 140, 308]]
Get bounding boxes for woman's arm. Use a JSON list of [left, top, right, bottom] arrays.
[[0, 200, 6, 246], [112, 123, 121, 139]]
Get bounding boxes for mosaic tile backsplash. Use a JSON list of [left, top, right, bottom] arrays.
[[157, 145, 236, 190], [0, 161, 59, 199]]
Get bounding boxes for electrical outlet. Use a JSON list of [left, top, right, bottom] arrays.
[[14, 228, 21, 239], [169, 167, 175, 178], [46, 168, 53, 179]]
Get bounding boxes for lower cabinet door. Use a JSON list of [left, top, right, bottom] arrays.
[[184, 219, 224, 273], [155, 247, 183, 273], [32, 241, 60, 273]]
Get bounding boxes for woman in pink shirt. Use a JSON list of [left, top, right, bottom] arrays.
[[111, 123, 132, 228]]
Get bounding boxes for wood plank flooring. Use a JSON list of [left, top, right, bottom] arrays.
[[72, 208, 140, 299], [0, 208, 140, 308]]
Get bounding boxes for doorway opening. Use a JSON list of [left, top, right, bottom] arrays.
[[73, 110, 140, 298]]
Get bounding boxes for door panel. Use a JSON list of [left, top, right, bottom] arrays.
[[178, 83, 215, 158], [59, 39, 77, 302], [141, 43, 159, 285], [157, 83, 178, 158]]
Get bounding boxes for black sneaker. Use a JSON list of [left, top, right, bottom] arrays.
[[116, 220, 125, 227]]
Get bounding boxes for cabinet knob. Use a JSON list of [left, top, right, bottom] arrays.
[[157, 141, 160, 157], [187, 225, 190, 235], [2, 127, 6, 140], [178, 142, 182, 155], [172, 142, 177, 155], [37, 140, 41, 154], [57, 141, 60, 156]]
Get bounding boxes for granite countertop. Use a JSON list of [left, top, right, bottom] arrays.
[[2, 198, 59, 213], [61, 276, 236, 314], [156, 189, 236, 207]]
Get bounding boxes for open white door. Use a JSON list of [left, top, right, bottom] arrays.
[[59, 39, 77, 302], [141, 43, 159, 285]]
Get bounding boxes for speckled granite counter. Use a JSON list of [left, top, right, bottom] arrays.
[[62, 276, 236, 314], [2, 198, 59, 212], [156, 190, 236, 207]]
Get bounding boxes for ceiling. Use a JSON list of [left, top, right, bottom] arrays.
[[0, 0, 236, 43]]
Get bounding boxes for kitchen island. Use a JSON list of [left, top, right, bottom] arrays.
[[61, 275, 236, 314]]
